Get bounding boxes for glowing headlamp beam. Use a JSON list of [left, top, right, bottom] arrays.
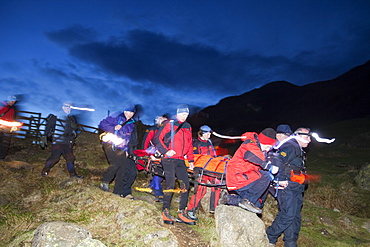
[[70, 106, 95, 111], [311, 132, 335, 144], [100, 133, 125, 145], [213, 130, 335, 148], [212, 131, 243, 139], [274, 132, 335, 149], [0, 119, 23, 127]]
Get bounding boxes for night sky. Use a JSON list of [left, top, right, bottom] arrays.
[[1, 0, 370, 127]]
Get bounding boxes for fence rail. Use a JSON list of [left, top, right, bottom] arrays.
[[10, 110, 99, 140]]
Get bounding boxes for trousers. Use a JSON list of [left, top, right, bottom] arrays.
[[161, 158, 190, 210], [102, 142, 137, 196], [266, 182, 304, 247]]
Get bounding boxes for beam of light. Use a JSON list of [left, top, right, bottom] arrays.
[[274, 132, 335, 149], [134, 187, 187, 193], [0, 119, 24, 127], [274, 135, 308, 149], [70, 106, 95, 111], [212, 131, 244, 139], [100, 132, 125, 145], [311, 132, 335, 144]]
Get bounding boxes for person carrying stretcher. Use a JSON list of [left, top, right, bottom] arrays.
[[153, 104, 196, 225], [187, 125, 221, 220]]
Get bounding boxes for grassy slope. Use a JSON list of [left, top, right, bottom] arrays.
[[1, 118, 370, 246]]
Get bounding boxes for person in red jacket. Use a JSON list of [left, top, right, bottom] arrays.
[[0, 95, 17, 160], [153, 104, 196, 225], [187, 125, 221, 221], [226, 128, 276, 214]]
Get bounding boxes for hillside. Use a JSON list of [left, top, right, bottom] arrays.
[[1, 118, 370, 246], [189, 60, 370, 135]]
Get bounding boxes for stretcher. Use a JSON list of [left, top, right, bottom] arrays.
[[132, 150, 230, 187]]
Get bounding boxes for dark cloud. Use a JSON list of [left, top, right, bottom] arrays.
[[42, 27, 368, 96], [45, 25, 97, 48], [67, 30, 266, 93]]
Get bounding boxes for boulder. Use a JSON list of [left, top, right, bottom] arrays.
[[215, 204, 269, 247], [31, 221, 105, 247]]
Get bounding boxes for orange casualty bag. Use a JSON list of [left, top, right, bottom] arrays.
[[185, 154, 230, 175]]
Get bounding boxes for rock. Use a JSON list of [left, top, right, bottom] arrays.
[[215, 204, 269, 247], [338, 216, 355, 230], [362, 221, 370, 233], [76, 238, 107, 247], [31, 221, 93, 247], [319, 215, 334, 226], [319, 228, 331, 236], [355, 163, 370, 190]]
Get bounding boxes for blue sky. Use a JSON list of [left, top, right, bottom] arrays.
[[1, 0, 369, 127]]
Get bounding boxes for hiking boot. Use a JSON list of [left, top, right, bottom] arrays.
[[177, 210, 196, 225], [71, 174, 84, 179], [100, 182, 109, 192], [238, 199, 262, 214], [187, 209, 198, 221], [162, 209, 175, 225], [41, 167, 50, 177]]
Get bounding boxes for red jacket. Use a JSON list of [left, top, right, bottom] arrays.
[[154, 119, 194, 162], [142, 126, 158, 149], [226, 132, 267, 191], [193, 137, 216, 156], [0, 101, 16, 121]]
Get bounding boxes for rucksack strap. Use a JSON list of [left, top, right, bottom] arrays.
[[0, 106, 11, 118]]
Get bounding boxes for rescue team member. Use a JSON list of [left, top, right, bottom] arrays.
[[154, 104, 196, 225], [266, 127, 312, 247], [226, 128, 276, 214], [99, 104, 138, 200], [41, 102, 83, 178], [187, 125, 220, 221], [0, 95, 17, 160], [258, 124, 294, 208], [142, 114, 169, 202]]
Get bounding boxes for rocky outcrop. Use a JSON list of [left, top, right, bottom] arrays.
[[31, 221, 105, 247], [355, 163, 370, 190], [215, 204, 269, 247]]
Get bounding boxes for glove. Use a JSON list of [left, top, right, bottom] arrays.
[[270, 165, 279, 175]]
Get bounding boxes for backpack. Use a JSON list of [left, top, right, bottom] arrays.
[[39, 114, 57, 149]]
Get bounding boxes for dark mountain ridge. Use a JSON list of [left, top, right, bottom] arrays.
[[189, 60, 370, 134]]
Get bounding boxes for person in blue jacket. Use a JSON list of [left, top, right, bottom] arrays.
[[99, 104, 138, 200], [266, 127, 312, 247]]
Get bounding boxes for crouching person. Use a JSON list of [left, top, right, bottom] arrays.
[[226, 128, 276, 214]]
